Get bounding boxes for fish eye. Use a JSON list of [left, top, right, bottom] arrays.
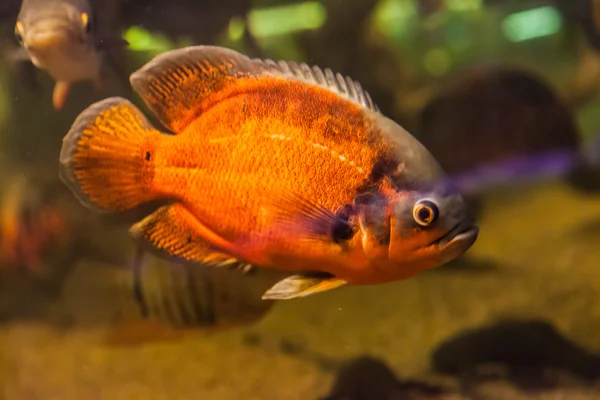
[[81, 12, 91, 32], [14, 22, 23, 45], [412, 199, 439, 227]]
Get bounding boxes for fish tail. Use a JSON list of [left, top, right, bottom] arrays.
[[59, 97, 164, 213]]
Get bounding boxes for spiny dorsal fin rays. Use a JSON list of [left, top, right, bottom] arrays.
[[254, 58, 380, 113], [129, 45, 263, 134], [129, 45, 380, 135]]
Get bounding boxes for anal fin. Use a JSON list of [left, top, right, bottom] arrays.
[[262, 272, 347, 300], [129, 203, 240, 268]]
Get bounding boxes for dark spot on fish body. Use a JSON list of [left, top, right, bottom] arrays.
[[331, 204, 356, 243], [368, 154, 400, 184], [244, 79, 368, 143], [140, 141, 157, 187], [331, 220, 355, 243]]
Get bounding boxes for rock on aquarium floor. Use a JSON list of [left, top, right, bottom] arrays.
[[1, 181, 600, 399]]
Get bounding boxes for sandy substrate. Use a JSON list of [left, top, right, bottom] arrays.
[[1, 181, 599, 399]]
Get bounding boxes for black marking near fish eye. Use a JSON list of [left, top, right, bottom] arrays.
[[413, 199, 439, 227], [331, 220, 355, 243], [369, 155, 399, 183], [331, 204, 357, 243], [145, 152, 151, 161], [353, 192, 376, 206], [355, 153, 402, 194]]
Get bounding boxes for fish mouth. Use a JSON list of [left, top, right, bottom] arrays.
[[435, 221, 479, 250], [26, 31, 71, 49]]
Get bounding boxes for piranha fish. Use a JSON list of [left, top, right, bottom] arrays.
[[58, 45, 479, 300], [12, 0, 128, 110]]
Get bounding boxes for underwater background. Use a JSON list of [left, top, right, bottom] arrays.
[[1, 0, 600, 399]]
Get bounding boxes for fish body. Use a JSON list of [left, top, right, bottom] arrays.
[[59, 45, 478, 300], [14, 0, 126, 109]]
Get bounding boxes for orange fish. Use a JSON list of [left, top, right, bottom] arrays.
[[58, 45, 479, 300]]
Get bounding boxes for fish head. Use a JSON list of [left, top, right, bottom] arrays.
[[15, 0, 96, 72], [353, 180, 478, 278], [347, 113, 479, 278]]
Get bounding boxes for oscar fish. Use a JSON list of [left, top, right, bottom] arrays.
[[12, 0, 127, 110], [58, 45, 479, 300]]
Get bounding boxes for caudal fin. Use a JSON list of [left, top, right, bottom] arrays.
[[59, 97, 163, 213]]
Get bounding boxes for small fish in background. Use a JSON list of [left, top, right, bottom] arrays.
[[57, 246, 285, 346], [0, 167, 132, 283], [417, 64, 598, 214], [58, 45, 478, 301], [11, 0, 128, 110], [0, 173, 68, 273]]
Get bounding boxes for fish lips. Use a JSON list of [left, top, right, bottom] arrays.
[[435, 220, 479, 251], [25, 31, 70, 49]]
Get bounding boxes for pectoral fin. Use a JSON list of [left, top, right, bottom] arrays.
[[52, 81, 71, 110], [266, 190, 356, 243], [129, 203, 245, 268], [262, 272, 347, 300]]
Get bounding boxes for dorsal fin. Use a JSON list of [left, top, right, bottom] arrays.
[[129, 45, 261, 134], [254, 59, 380, 112], [129, 45, 379, 134]]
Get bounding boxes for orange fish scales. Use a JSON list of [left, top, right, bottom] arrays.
[[58, 45, 479, 300]]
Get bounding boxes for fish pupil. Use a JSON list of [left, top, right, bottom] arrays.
[[418, 208, 432, 222], [145, 152, 151, 161]]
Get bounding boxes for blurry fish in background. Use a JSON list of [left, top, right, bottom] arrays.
[[417, 64, 600, 216], [0, 172, 69, 273], [10, 0, 129, 110], [0, 166, 132, 307], [57, 247, 286, 346]]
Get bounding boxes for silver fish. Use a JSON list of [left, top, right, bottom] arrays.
[[13, 0, 127, 110]]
